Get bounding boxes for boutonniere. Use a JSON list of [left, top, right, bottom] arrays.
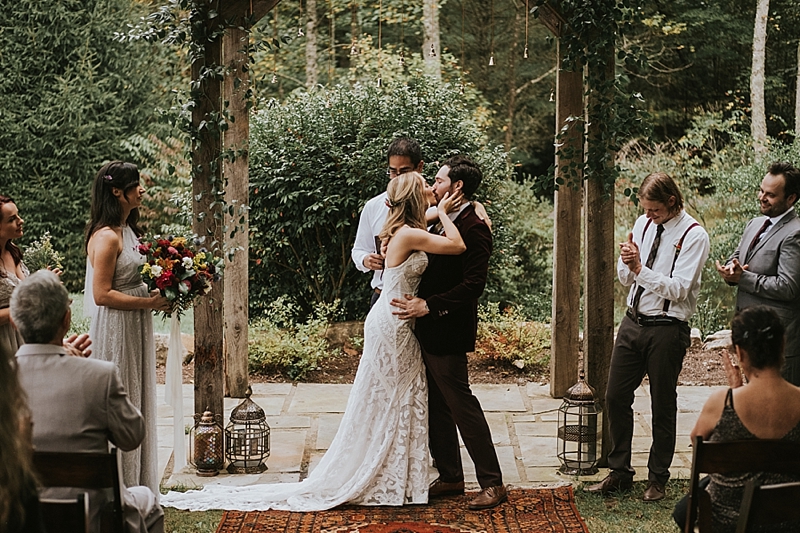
[[673, 242, 682, 256]]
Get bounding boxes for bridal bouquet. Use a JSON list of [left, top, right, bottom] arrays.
[[23, 232, 64, 272], [138, 236, 223, 318]]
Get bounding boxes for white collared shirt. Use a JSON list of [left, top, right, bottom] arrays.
[[758, 206, 795, 241], [351, 191, 389, 290], [618, 210, 710, 321]]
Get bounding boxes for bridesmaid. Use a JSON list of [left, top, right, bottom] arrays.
[[85, 161, 170, 493], [0, 196, 28, 362]]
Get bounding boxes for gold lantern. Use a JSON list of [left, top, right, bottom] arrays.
[[557, 370, 602, 475], [225, 386, 270, 474], [189, 408, 224, 477]]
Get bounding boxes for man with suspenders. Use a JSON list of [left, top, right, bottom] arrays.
[[587, 172, 710, 502]]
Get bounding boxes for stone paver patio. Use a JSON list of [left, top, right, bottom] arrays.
[[157, 382, 723, 491]]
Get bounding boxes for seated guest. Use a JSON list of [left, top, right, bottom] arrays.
[[674, 306, 800, 532], [12, 270, 163, 533], [0, 335, 44, 532]]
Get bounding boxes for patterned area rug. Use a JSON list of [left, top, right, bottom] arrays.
[[215, 487, 589, 533]]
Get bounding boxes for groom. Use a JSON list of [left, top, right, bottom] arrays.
[[391, 155, 506, 510]]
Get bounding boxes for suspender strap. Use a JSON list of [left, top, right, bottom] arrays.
[[662, 222, 700, 313]]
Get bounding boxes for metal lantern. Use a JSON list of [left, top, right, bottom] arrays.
[[189, 408, 225, 476], [557, 370, 602, 475], [225, 386, 270, 474]]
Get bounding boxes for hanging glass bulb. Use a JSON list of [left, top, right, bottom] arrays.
[[459, 83, 465, 95], [429, 43, 436, 57], [488, 55, 495, 66], [271, 73, 277, 84], [549, 89, 555, 102], [399, 51, 405, 67], [297, 27, 305, 37], [524, 46, 529, 59], [377, 77, 383, 88], [350, 42, 359, 56]]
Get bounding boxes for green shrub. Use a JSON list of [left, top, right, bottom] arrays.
[[248, 78, 511, 320], [475, 303, 551, 370], [0, 0, 175, 290], [248, 298, 343, 380]]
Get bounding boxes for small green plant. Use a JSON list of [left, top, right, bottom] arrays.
[[475, 303, 551, 370], [248, 297, 342, 380], [23, 232, 64, 272]]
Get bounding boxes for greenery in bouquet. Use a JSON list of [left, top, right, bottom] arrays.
[[138, 236, 223, 318], [23, 232, 64, 272]]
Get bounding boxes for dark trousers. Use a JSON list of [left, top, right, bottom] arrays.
[[369, 289, 380, 309], [421, 346, 503, 488], [673, 476, 710, 530], [606, 315, 690, 485]]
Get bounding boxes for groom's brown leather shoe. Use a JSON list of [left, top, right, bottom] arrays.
[[585, 474, 633, 495], [468, 485, 507, 510], [429, 479, 465, 498]]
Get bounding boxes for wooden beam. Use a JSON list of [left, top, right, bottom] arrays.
[[223, 27, 250, 398], [537, 1, 567, 38], [192, 31, 225, 419], [218, 0, 282, 26], [550, 38, 583, 398], [584, 49, 616, 464]]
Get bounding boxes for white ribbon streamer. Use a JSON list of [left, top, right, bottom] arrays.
[[165, 314, 187, 470]]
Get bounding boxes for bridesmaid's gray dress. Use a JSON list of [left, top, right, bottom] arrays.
[[87, 226, 158, 494], [0, 262, 28, 361]]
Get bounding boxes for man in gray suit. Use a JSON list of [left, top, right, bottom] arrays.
[[716, 161, 800, 385], [12, 270, 163, 533]]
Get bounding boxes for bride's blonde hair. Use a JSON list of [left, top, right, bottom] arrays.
[[379, 172, 428, 243]]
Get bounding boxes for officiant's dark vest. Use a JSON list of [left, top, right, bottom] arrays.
[[415, 205, 492, 356]]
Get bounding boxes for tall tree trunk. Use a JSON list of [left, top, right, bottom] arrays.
[[751, 0, 769, 153], [795, 41, 800, 141], [422, 0, 441, 79], [305, 0, 318, 88], [505, 3, 521, 151]]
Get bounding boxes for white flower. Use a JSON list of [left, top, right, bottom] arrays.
[[151, 265, 163, 277], [182, 257, 193, 267]]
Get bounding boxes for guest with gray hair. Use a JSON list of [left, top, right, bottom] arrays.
[[13, 270, 164, 533]]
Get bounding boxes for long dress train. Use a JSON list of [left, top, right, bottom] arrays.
[[85, 226, 159, 494], [161, 250, 430, 511]]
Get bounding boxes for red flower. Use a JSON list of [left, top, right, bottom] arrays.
[[155, 272, 176, 290], [157, 239, 171, 248], [167, 246, 179, 255]]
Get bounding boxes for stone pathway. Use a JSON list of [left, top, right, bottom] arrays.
[[158, 383, 723, 491]]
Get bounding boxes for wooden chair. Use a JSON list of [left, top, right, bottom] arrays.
[[735, 480, 800, 532], [39, 492, 89, 533], [684, 437, 800, 533], [32, 448, 124, 533]]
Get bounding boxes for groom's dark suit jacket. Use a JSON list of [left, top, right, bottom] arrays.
[[416, 204, 492, 355]]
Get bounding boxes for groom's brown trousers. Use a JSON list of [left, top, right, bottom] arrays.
[[422, 346, 503, 489]]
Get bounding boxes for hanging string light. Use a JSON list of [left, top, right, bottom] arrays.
[[398, 0, 405, 66], [350, 0, 359, 56], [489, 0, 495, 66], [524, 0, 529, 59], [272, 4, 279, 85], [428, 0, 437, 57], [459, 1, 465, 95], [377, 0, 383, 87], [329, 0, 335, 83], [297, 0, 304, 36]]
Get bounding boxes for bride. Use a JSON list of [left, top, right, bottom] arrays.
[[162, 172, 465, 511]]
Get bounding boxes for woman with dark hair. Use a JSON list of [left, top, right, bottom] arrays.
[[674, 305, 800, 532], [0, 196, 28, 362], [84, 161, 169, 494], [0, 343, 45, 533]]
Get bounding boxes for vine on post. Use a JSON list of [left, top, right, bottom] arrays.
[[534, 0, 650, 199]]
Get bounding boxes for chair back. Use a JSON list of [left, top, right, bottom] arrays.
[[735, 480, 800, 533], [39, 492, 89, 533], [685, 437, 800, 533], [32, 448, 124, 533]]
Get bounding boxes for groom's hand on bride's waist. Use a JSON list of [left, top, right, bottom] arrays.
[[391, 294, 430, 320]]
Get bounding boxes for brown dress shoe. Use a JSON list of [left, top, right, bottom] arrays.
[[585, 474, 633, 495], [468, 485, 508, 510], [643, 481, 665, 502], [429, 478, 465, 498]]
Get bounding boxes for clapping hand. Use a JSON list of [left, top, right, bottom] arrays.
[[715, 259, 747, 284], [721, 348, 744, 388], [64, 333, 92, 358], [619, 232, 642, 274]]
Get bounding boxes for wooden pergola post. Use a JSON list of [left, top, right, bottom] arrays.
[[541, 5, 583, 398], [223, 26, 251, 398], [584, 50, 616, 463], [192, 0, 282, 414], [192, 24, 225, 419]]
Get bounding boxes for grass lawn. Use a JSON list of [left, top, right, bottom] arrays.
[[163, 479, 689, 533]]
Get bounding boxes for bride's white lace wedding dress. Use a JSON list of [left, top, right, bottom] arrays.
[[161, 251, 430, 511]]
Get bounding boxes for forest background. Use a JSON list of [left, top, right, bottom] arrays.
[[1, 0, 800, 348]]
